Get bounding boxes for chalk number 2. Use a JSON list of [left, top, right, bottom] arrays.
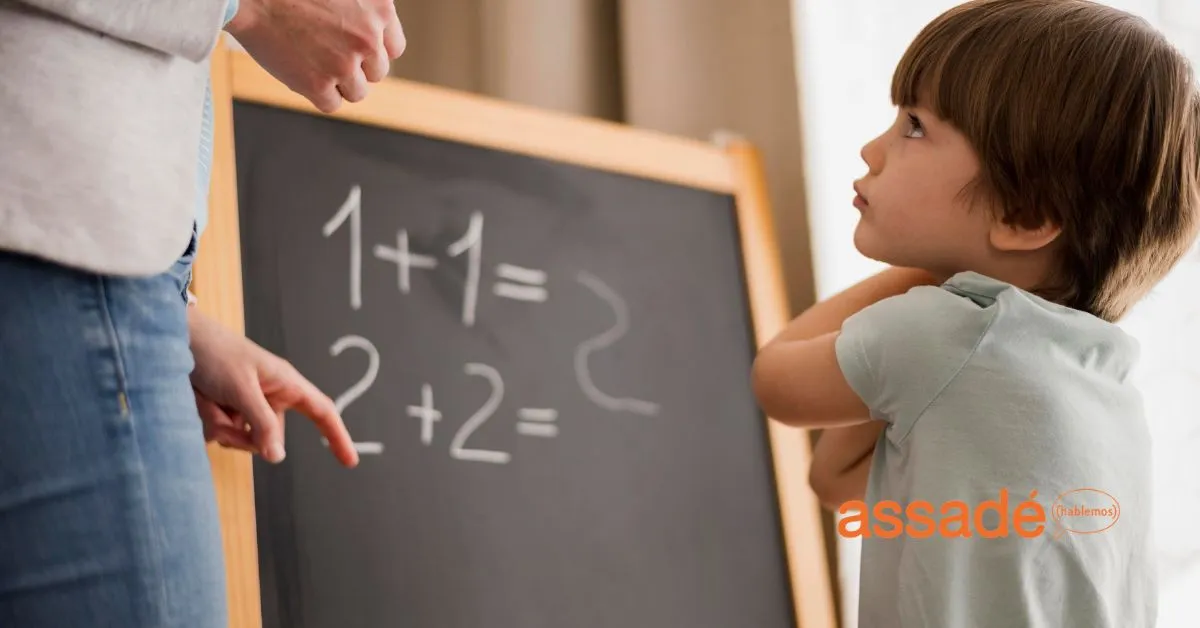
[[452, 363, 510, 464]]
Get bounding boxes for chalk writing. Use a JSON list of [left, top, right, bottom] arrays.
[[447, 211, 484, 327], [375, 230, 437, 294], [322, 185, 363, 310], [451, 363, 511, 464], [315, 198, 662, 464], [574, 271, 661, 417], [326, 334, 383, 454]]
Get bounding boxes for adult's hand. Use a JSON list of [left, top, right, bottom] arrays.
[[225, 0, 406, 113], [187, 308, 360, 468]]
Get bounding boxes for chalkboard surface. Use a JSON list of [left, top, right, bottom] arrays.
[[234, 101, 796, 628]]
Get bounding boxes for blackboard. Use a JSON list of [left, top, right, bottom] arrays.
[[203, 46, 833, 628]]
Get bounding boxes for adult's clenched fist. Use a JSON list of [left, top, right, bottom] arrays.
[[226, 0, 406, 113]]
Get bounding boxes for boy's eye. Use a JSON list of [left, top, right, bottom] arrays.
[[904, 113, 926, 138]]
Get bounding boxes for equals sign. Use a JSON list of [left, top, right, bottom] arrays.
[[494, 263, 548, 302], [516, 408, 558, 438]]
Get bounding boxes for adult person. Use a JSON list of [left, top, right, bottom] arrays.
[[0, 0, 404, 625]]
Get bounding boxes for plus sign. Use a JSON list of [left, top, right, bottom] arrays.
[[407, 383, 441, 446], [374, 229, 437, 294]]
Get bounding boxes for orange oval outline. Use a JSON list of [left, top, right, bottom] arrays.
[[1052, 488, 1120, 535]]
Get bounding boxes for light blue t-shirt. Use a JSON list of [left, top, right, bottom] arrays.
[[835, 271, 1157, 628], [195, 0, 240, 237]]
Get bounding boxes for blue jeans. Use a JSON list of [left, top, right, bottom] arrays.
[[0, 236, 227, 627]]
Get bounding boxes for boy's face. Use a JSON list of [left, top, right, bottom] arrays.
[[852, 105, 995, 277]]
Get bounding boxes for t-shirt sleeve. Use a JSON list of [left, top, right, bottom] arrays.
[[835, 285, 996, 444]]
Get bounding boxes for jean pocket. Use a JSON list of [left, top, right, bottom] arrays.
[[167, 223, 199, 305]]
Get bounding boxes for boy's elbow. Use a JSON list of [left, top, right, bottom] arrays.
[[751, 350, 798, 423], [752, 347, 826, 426]]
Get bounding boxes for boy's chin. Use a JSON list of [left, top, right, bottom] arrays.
[[853, 229, 901, 266]]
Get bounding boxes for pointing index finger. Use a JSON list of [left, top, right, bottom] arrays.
[[291, 376, 360, 468]]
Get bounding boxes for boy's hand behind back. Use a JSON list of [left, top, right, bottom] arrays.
[[226, 0, 406, 113]]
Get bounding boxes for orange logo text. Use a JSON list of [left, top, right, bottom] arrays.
[[836, 488, 1120, 539]]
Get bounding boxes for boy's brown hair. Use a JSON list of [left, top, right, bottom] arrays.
[[892, 0, 1200, 321]]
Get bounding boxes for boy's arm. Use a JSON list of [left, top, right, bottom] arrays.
[[809, 420, 887, 509], [751, 266, 941, 427], [753, 266, 941, 509]]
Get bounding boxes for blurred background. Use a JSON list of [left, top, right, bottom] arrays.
[[379, 1, 1200, 626]]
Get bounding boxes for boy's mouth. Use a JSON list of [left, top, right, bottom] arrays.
[[853, 183, 870, 210]]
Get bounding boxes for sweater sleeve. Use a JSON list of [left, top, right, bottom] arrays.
[[16, 0, 233, 62]]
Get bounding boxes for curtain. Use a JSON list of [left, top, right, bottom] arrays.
[[389, 0, 820, 318], [790, 1, 1200, 626]]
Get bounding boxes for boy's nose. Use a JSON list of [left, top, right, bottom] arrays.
[[860, 135, 885, 175]]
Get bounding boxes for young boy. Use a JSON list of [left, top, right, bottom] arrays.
[[752, 1, 1199, 626]]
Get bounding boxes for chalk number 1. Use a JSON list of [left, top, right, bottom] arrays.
[[323, 185, 363, 311]]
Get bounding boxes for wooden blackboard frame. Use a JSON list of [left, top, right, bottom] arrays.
[[196, 40, 835, 628]]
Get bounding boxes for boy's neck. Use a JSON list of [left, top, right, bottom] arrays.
[[941, 251, 1057, 294]]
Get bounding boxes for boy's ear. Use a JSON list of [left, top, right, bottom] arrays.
[[989, 217, 1062, 252]]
